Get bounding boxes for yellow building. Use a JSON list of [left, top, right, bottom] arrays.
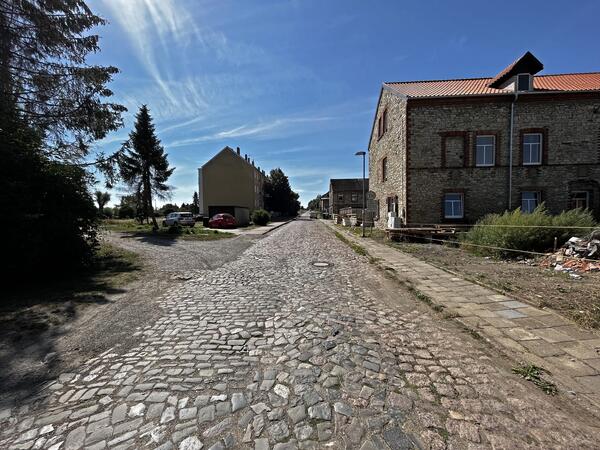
[[198, 146, 267, 225]]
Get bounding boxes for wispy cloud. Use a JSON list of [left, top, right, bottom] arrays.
[[166, 116, 335, 148]]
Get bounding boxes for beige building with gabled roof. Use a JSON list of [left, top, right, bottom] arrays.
[[198, 146, 267, 225]]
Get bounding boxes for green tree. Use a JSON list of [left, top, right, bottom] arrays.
[[307, 195, 322, 211], [0, 0, 123, 278], [192, 192, 200, 214], [95, 191, 111, 212], [160, 203, 179, 216], [0, 0, 125, 161], [118, 105, 174, 228], [264, 168, 301, 217], [115, 195, 137, 219]]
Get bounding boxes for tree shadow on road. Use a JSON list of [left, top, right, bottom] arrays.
[[0, 243, 142, 406]]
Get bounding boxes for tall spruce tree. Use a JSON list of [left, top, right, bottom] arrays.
[[119, 105, 174, 228]]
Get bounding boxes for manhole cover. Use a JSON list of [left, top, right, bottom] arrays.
[[312, 261, 332, 267]]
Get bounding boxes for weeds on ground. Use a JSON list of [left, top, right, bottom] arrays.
[[334, 231, 369, 256], [512, 364, 558, 395], [462, 205, 595, 258]]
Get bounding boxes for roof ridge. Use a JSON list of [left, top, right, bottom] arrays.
[[536, 71, 600, 77], [385, 76, 491, 85], [385, 72, 600, 86]]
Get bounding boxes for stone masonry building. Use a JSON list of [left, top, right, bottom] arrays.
[[198, 146, 266, 225], [329, 178, 369, 214], [368, 51, 600, 228]]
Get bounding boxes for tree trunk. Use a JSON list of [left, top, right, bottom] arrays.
[[142, 164, 157, 229]]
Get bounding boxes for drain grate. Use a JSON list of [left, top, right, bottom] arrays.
[[312, 261, 332, 268]]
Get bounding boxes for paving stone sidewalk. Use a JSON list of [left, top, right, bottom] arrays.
[[2, 220, 600, 450], [330, 223, 600, 410]]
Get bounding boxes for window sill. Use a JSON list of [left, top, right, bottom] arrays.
[[475, 164, 495, 168], [523, 163, 542, 166]]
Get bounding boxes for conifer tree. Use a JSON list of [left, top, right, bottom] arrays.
[[118, 105, 174, 228]]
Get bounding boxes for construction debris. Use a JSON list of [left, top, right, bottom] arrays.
[[540, 229, 600, 275]]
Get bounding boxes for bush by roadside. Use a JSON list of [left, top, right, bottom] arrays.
[[251, 209, 271, 226], [462, 205, 596, 258]]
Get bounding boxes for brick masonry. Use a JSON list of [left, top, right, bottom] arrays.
[[368, 90, 600, 227]]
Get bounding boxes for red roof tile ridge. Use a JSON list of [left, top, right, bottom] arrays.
[[385, 72, 600, 86], [384, 76, 492, 85], [536, 71, 600, 77]]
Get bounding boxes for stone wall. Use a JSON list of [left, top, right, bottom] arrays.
[[368, 88, 408, 228], [406, 95, 600, 224], [329, 189, 367, 214]]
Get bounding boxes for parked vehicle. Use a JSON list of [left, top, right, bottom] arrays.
[[163, 211, 195, 227], [208, 213, 237, 229]]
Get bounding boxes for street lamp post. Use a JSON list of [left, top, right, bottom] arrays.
[[355, 151, 366, 237]]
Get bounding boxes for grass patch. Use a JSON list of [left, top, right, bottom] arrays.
[[462, 326, 483, 340], [334, 230, 369, 256], [101, 219, 232, 241], [512, 364, 558, 395]]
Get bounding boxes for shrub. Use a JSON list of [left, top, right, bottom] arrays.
[[252, 209, 271, 226], [1, 142, 98, 279], [462, 204, 596, 258], [168, 224, 182, 234]]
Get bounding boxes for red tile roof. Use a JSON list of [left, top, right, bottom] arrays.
[[384, 73, 600, 98]]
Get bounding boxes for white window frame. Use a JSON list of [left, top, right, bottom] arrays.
[[337, 193, 344, 201], [571, 191, 590, 210], [351, 193, 358, 203], [521, 191, 540, 213], [444, 193, 464, 219], [523, 133, 542, 166], [517, 73, 532, 91], [475, 135, 495, 167]]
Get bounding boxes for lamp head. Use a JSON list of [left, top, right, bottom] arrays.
[[355, 151, 366, 156]]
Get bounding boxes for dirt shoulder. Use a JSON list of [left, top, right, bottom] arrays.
[[391, 240, 600, 329], [345, 226, 600, 330], [0, 233, 255, 407]]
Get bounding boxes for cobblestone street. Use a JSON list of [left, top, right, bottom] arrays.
[[2, 220, 600, 450]]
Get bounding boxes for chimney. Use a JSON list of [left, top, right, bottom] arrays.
[[244, 154, 248, 161], [236, 147, 240, 155], [252, 160, 255, 166]]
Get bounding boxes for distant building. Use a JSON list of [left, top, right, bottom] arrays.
[[198, 146, 266, 225], [319, 192, 329, 212], [329, 178, 369, 214], [368, 51, 600, 228]]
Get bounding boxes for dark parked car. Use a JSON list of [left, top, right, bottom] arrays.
[[208, 213, 237, 229]]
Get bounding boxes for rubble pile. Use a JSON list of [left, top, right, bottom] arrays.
[[540, 230, 600, 276]]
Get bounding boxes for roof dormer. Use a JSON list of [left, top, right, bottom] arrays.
[[488, 51, 543, 92]]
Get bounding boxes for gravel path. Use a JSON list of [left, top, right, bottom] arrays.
[[103, 232, 256, 273]]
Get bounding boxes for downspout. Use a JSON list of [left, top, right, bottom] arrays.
[[508, 92, 518, 210]]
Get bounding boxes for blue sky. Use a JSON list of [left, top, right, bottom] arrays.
[[90, 0, 600, 207]]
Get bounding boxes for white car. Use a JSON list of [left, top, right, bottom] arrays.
[[163, 212, 195, 227]]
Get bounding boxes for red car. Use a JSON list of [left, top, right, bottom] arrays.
[[208, 213, 237, 228]]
